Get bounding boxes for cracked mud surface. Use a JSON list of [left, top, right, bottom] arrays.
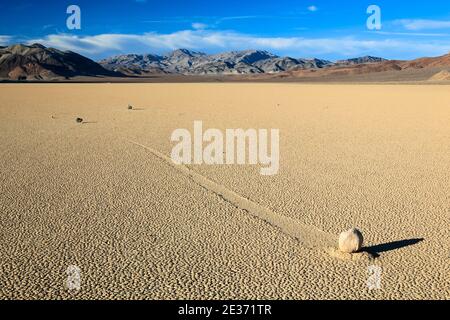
[[0, 84, 448, 299]]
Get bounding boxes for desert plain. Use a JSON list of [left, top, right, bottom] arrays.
[[0, 83, 449, 299]]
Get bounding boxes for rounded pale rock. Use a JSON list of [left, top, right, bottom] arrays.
[[338, 228, 363, 253]]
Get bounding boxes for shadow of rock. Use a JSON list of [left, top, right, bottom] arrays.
[[364, 238, 424, 258]]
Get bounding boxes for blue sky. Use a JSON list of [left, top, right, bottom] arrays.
[[1, 0, 449, 60]]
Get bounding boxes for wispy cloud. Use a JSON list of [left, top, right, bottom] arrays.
[[395, 19, 450, 31], [141, 15, 304, 27], [26, 30, 450, 60], [216, 15, 262, 22], [307, 6, 318, 12], [142, 19, 192, 23]]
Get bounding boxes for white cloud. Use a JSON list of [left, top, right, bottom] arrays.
[[307, 6, 318, 12], [396, 19, 450, 31], [0, 35, 12, 46], [27, 30, 450, 60], [374, 31, 448, 37], [192, 22, 208, 30]]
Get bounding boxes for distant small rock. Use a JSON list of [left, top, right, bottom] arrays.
[[76, 117, 83, 123], [128, 104, 133, 110], [338, 228, 363, 253]]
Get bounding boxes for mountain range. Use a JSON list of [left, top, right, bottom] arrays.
[[99, 49, 336, 75], [0, 43, 449, 81]]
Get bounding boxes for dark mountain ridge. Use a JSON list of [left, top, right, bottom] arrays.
[[0, 43, 119, 80]]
